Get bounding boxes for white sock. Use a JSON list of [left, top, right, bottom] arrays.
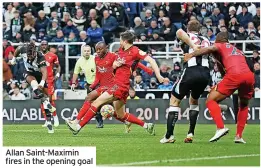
[[30, 80, 39, 91], [190, 105, 199, 111], [143, 123, 148, 128], [47, 121, 51, 125], [76, 124, 81, 130]]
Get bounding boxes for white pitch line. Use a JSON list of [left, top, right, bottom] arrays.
[[105, 154, 260, 166]]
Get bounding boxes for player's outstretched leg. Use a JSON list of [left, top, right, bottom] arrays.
[[51, 100, 59, 127], [206, 90, 229, 142], [41, 104, 48, 127], [234, 98, 249, 144], [113, 100, 155, 136]]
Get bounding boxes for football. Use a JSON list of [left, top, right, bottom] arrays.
[[100, 104, 115, 119]]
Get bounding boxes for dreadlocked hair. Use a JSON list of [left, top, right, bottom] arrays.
[[26, 41, 36, 57]]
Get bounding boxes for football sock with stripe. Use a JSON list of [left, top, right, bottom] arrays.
[[165, 106, 179, 139], [79, 105, 97, 128], [77, 101, 91, 121], [188, 105, 199, 135]]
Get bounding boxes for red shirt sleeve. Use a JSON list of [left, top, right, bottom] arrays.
[[90, 59, 100, 89], [53, 54, 59, 65], [134, 47, 148, 60], [137, 63, 153, 76]]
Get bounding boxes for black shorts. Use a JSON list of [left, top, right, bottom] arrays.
[[172, 66, 210, 100], [23, 71, 48, 88]]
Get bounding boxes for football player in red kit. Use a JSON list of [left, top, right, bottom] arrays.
[[40, 40, 61, 127], [66, 31, 168, 135], [184, 32, 255, 143], [67, 41, 154, 133]]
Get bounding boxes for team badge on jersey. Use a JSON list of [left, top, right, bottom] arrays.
[[139, 50, 146, 56]]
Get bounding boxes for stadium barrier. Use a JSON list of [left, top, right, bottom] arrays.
[[3, 98, 259, 124]]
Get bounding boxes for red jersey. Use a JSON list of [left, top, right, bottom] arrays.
[[90, 52, 117, 89], [115, 46, 147, 87], [214, 43, 251, 74], [44, 52, 59, 77]]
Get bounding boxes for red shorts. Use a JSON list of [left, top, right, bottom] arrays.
[[216, 72, 254, 99], [47, 79, 55, 95], [107, 84, 129, 104], [95, 86, 109, 96]]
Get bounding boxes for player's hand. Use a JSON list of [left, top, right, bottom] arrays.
[[113, 61, 122, 69], [55, 73, 60, 80], [192, 45, 201, 51], [71, 83, 76, 91], [38, 85, 44, 91], [184, 53, 193, 62]]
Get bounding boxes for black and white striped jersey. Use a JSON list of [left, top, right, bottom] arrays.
[[181, 33, 211, 68], [18, 46, 46, 72]]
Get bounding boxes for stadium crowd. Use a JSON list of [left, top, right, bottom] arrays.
[[2, 2, 260, 100]]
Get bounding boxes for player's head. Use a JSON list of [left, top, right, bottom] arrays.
[[40, 40, 49, 53], [215, 32, 229, 43], [187, 20, 201, 33], [81, 44, 91, 59], [95, 41, 107, 58], [26, 41, 37, 60], [120, 30, 136, 48]]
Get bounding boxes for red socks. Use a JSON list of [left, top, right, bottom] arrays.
[[79, 105, 98, 127], [51, 101, 57, 116], [206, 100, 224, 129], [122, 112, 145, 127], [236, 106, 248, 138], [40, 104, 46, 120], [77, 101, 91, 120]]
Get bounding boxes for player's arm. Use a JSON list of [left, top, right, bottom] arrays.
[[184, 45, 219, 62], [39, 59, 47, 89], [71, 60, 81, 90], [144, 56, 166, 83], [136, 62, 153, 76], [89, 66, 100, 90], [54, 55, 61, 79], [176, 29, 198, 51]]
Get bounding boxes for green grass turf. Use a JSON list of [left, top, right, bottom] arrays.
[[3, 124, 260, 166]]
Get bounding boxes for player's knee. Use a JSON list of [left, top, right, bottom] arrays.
[[116, 111, 125, 119], [239, 98, 249, 108], [189, 96, 198, 105], [170, 95, 181, 106]]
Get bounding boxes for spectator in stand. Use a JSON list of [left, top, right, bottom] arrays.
[[71, 2, 87, 17], [246, 31, 260, 50], [160, 63, 170, 79], [3, 39, 15, 60], [72, 8, 87, 32], [246, 22, 257, 35], [237, 5, 253, 29], [11, 87, 26, 100], [149, 31, 165, 52], [49, 11, 61, 27], [159, 17, 177, 41], [79, 31, 91, 45], [210, 7, 224, 27], [43, 2, 56, 16], [237, 3, 257, 16], [220, 26, 235, 40], [47, 19, 61, 41], [86, 9, 102, 28], [4, 3, 15, 27], [133, 17, 146, 38], [184, 5, 196, 24], [254, 62, 260, 91], [35, 10, 50, 33], [235, 26, 248, 50], [133, 75, 147, 90], [10, 10, 24, 40], [135, 33, 148, 52], [147, 20, 159, 38], [252, 50, 260, 64], [110, 3, 125, 26], [23, 11, 35, 28], [201, 18, 217, 37], [169, 62, 181, 83], [56, 45, 66, 77], [65, 32, 79, 56], [3, 22, 11, 40], [168, 2, 184, 29], [152, 2, 168, 18], [12, 2, 20, 11], [210, 63, 222, 87], [143, 9, 157, 28], [22, 11, 36, 41], [95, 2, 108, 17], [127, 87, 140, 99], [228, 17, 240, 38], [253, 7, 260, 28], [20, 81, 31, 100], [12, 32, 23, 43], [149, 77, 158, 89], [157, 10, 166, 28], [60, 12, 71, 28], [57, 2, 70, 19], [124, 2, 145, 28], [87, 20, 103, 47], [158, 78, 172, 90], [228, 6, 237, 20], [207, 28, 216, 41], [36, 29, 46, 43], [101, 10, 119, 44], [19, 2, 37, 18], [197, 8, 209, 25], [62, 19, 79, 38], [51, 30, 65, 42]]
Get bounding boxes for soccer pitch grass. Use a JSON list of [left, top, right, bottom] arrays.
[[3, 124, 260, 166]]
